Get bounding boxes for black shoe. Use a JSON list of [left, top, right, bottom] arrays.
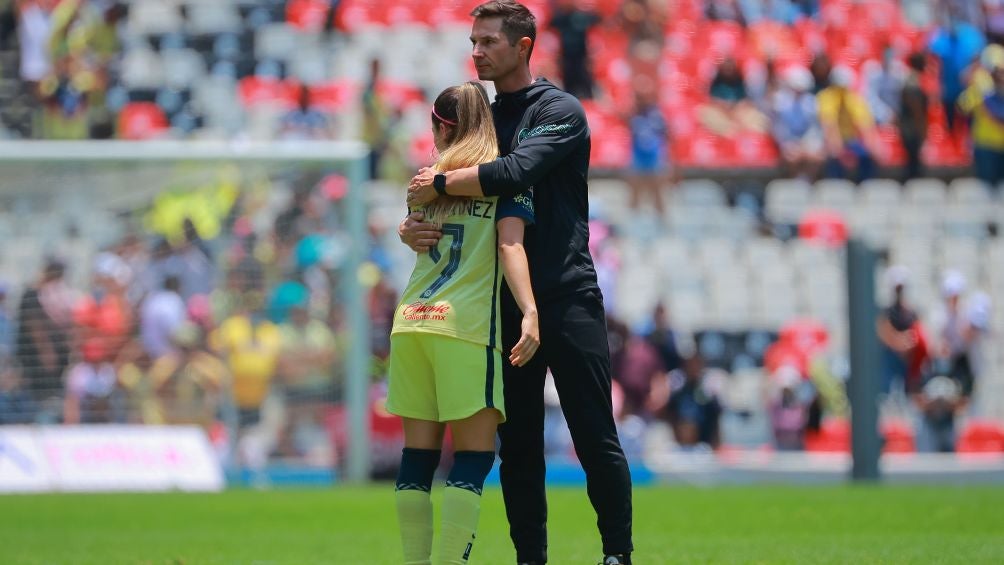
[[599, 555, 631, 565]]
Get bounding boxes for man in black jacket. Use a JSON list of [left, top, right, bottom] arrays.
[[401, 2, 633, 564]]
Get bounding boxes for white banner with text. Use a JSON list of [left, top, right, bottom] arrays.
[[0, 426, 224, 493]]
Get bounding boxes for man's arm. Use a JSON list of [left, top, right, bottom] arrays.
[[407, 95, 589, 204]]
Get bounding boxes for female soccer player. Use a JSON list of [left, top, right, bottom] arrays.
[[386, 81, 539, 565]]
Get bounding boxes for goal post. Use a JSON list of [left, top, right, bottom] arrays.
[[0, 140, 374, 483]]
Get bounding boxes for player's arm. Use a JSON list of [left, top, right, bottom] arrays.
[[408, 96, 588, 203], [496, 190, 539, 367], [498, 216, 538, 367]]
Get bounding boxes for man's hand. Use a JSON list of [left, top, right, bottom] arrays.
[[407, 167, 439, 207], [398, 211, 441, 253], [509, 310, 540, 367]]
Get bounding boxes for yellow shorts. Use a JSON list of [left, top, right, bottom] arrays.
[[386, 332, 505, 423]]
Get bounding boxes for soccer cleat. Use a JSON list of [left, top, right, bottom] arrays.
[[599, 555, 631, 565]]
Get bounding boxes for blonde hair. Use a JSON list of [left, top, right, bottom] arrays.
[[423, 82, 499, 225]]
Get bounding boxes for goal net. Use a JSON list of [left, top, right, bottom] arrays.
[[0, 140, 374, 482]]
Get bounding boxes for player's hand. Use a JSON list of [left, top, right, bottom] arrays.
[[510, 310, 539, 367], [407, 167, 439, 207], [398, 211, 441, 253]]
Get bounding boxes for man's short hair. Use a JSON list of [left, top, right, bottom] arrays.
[[470, 1, 536, 61]]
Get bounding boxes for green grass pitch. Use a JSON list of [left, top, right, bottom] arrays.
[[1, 485, 1003, 564]]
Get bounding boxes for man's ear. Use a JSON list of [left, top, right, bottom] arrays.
[[518, 36, 533, 60]]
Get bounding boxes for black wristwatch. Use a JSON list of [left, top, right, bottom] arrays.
[[433, 173, 447, 196]]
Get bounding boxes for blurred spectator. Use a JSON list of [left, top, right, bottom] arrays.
[[643, 303, 684, 374], [739, 0, 798, 25], [958, 44, 1004, 187], [938, 0, 985, 30], [818, 66, 881, 182], [113, 341, 153, 424], [930, 271, 980, 398], [149, 227, 215, 300], [151, 322, 227, 429], [809, 52, 832, 94], [877, 266, 929, 397], [589, 217, 620, 312], [770, 66, 825, 180], [699, 57, 768, 137], [0, 283, 13, 362], [617, 0, 663, 48], [987, 0, 1004, 44], [211, 300, 281, 430], [63, 339, 119, 424], [16, 258, 73, 413], [549, 0, 600, 100], [37, 54, 94, 139], [361, 58, 394, 180], [17, 0, 53, 97], [114, 233, 151, 306], [277, 302, 337, 460], [913, 372, 969, 452], [706, 0, 744, 23], [930, 12, 986, 132], [279, 84, 334, 141], [140, 275, 186, 361], [898, 52, 930, 181], [615, 332, 665, 418], [0, 364, 35, 424], [626, 85, 671, 215], [0, 0, 15, 50], [863, 47, 907, 126], [268, 273, 309, 325], [73, 252, 133, 364], [649, 353, 724, 449], [367, 270, 396, 364], [963, 291, 993, 397], [767, 366, 811, 450]]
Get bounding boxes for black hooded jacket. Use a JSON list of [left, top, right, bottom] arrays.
[[478, 78, 599, 303]]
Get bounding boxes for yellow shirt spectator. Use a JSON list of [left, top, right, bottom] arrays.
[[211, 315, 282, 410], [818, 86, 874, 143]]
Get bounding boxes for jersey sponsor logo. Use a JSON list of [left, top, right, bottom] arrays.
[[402, 301, 452, 321], [517, 123, 574, 144]]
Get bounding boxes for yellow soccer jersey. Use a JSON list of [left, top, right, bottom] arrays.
[[392, 191, 534, 350]]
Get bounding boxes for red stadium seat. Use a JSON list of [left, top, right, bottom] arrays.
[[308, 80, 359, 112], [287, 0, 332, 31], [118, 102, 169, 140], [804, 419, 850, 453], [881, 420, 915, 453], [877, 125, 906, 167], [734, 132, 779, 168], [238, 76, 299, 109], [957, 421, 1004, 453]]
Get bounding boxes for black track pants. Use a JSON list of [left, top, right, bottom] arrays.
[[498, 289, 633, 563]]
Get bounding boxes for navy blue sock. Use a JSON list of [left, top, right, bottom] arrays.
[[445, 451, 496, 495], [396, 448, 441, 492]]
